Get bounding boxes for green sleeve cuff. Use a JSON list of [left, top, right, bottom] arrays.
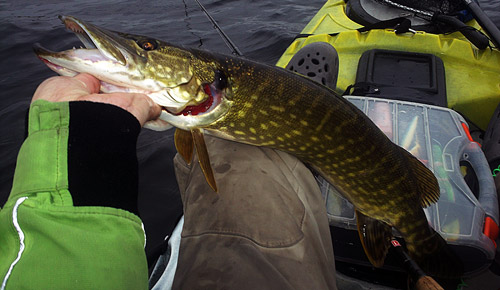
[[8, 99, 141, 214], [1, 100, 148, 289], [8, 100, 71, 207]]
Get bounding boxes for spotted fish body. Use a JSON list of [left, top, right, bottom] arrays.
[[164, 49, 461, 278], [35, 16, 462, 278]]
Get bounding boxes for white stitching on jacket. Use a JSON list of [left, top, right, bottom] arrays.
[[1, 197, 29, 290]]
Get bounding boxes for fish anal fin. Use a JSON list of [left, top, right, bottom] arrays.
[[400, 147, 440, 207], [174, 128, 194, 164], [191, 128, 218, 193], [355, 210, 392, 268]]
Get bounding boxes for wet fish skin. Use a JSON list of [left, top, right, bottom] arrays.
[[34, 16, 462, 278], [162, 48, 461, 278], [34, 16, 213, 115]]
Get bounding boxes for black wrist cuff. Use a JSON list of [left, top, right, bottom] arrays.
[[68, 101, 140, 216]]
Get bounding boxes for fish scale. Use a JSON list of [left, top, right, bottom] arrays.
[[34, 16, 462, 278], [193, 52, 460, 276], [223, 64, 404, 209], [213, 64, 376, 185]]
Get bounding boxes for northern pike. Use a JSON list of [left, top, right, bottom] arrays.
[[34, 16, 462, 278]]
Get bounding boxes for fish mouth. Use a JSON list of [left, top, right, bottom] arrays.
[[33, 16, 194, 112], [34, 16, 129, 72], [33, 15, 219, 117], [33, 15, 149, 102]]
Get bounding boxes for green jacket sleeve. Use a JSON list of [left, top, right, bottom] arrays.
[[0, 100, 148, 289]]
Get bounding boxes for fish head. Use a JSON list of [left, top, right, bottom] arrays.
[[34, 15, 233, 123]]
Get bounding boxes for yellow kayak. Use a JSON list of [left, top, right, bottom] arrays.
[[276, 0, 500, 130]]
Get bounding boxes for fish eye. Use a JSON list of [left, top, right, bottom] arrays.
[[137, 39, 157, 51], [213, 70, 227, 90]]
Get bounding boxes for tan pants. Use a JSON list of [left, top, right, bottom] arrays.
[[172, 136, 337, 289]]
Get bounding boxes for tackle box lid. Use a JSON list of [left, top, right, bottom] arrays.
[[320, 96, 499, 273]]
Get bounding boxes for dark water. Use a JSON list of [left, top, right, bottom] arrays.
[[0, 0, 325, 261], [1, 0, 499, 270]]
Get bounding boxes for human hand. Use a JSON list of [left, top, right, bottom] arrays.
[[32, 73, 161, 126]]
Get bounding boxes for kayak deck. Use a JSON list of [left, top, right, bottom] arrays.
[[276, 0, 500, 130]]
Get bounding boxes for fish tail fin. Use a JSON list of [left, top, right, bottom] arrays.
[[407, 228, 463, 279]]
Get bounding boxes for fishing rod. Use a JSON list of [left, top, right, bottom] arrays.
[[193, 0, 243, 56], [191, 2, 450, 288], [389, 238, 445, 290], [462, 0, 500, 48], [378, 0, 492, 49]]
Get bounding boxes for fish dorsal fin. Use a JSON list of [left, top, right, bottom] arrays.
[[400, 147, 440, 207], [174, 128, 194, 164], [191, 128, 218, 193], [355, 210, 392, 268]]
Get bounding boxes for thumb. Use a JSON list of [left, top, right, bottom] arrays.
[[73, 73, 101, 94], [32, 73, 101, 103]]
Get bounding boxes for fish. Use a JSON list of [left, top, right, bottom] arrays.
[[34, 16, 463, 279], [33, 16, 215, 130]]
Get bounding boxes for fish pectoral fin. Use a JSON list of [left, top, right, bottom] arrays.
[[191, 128, 218, 193], [355, 210, 392, 268], [174, 128, 195, 164], [400, 147, 440, 207]]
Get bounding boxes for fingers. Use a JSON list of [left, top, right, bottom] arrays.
[[145, 95, 162, 122], [125, 93, 162, 126], [32, 73, 100, 103], [115, 92, 162, 126], [32, 74, 162, 127], [77, 92, 161, 126], [73, 73, 101, 94]]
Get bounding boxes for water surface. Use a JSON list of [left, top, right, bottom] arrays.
[[0, 0, 324, 261], [1, 0, 499, 275]]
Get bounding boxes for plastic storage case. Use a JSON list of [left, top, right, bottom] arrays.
[[320, 96, 499, 274]]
